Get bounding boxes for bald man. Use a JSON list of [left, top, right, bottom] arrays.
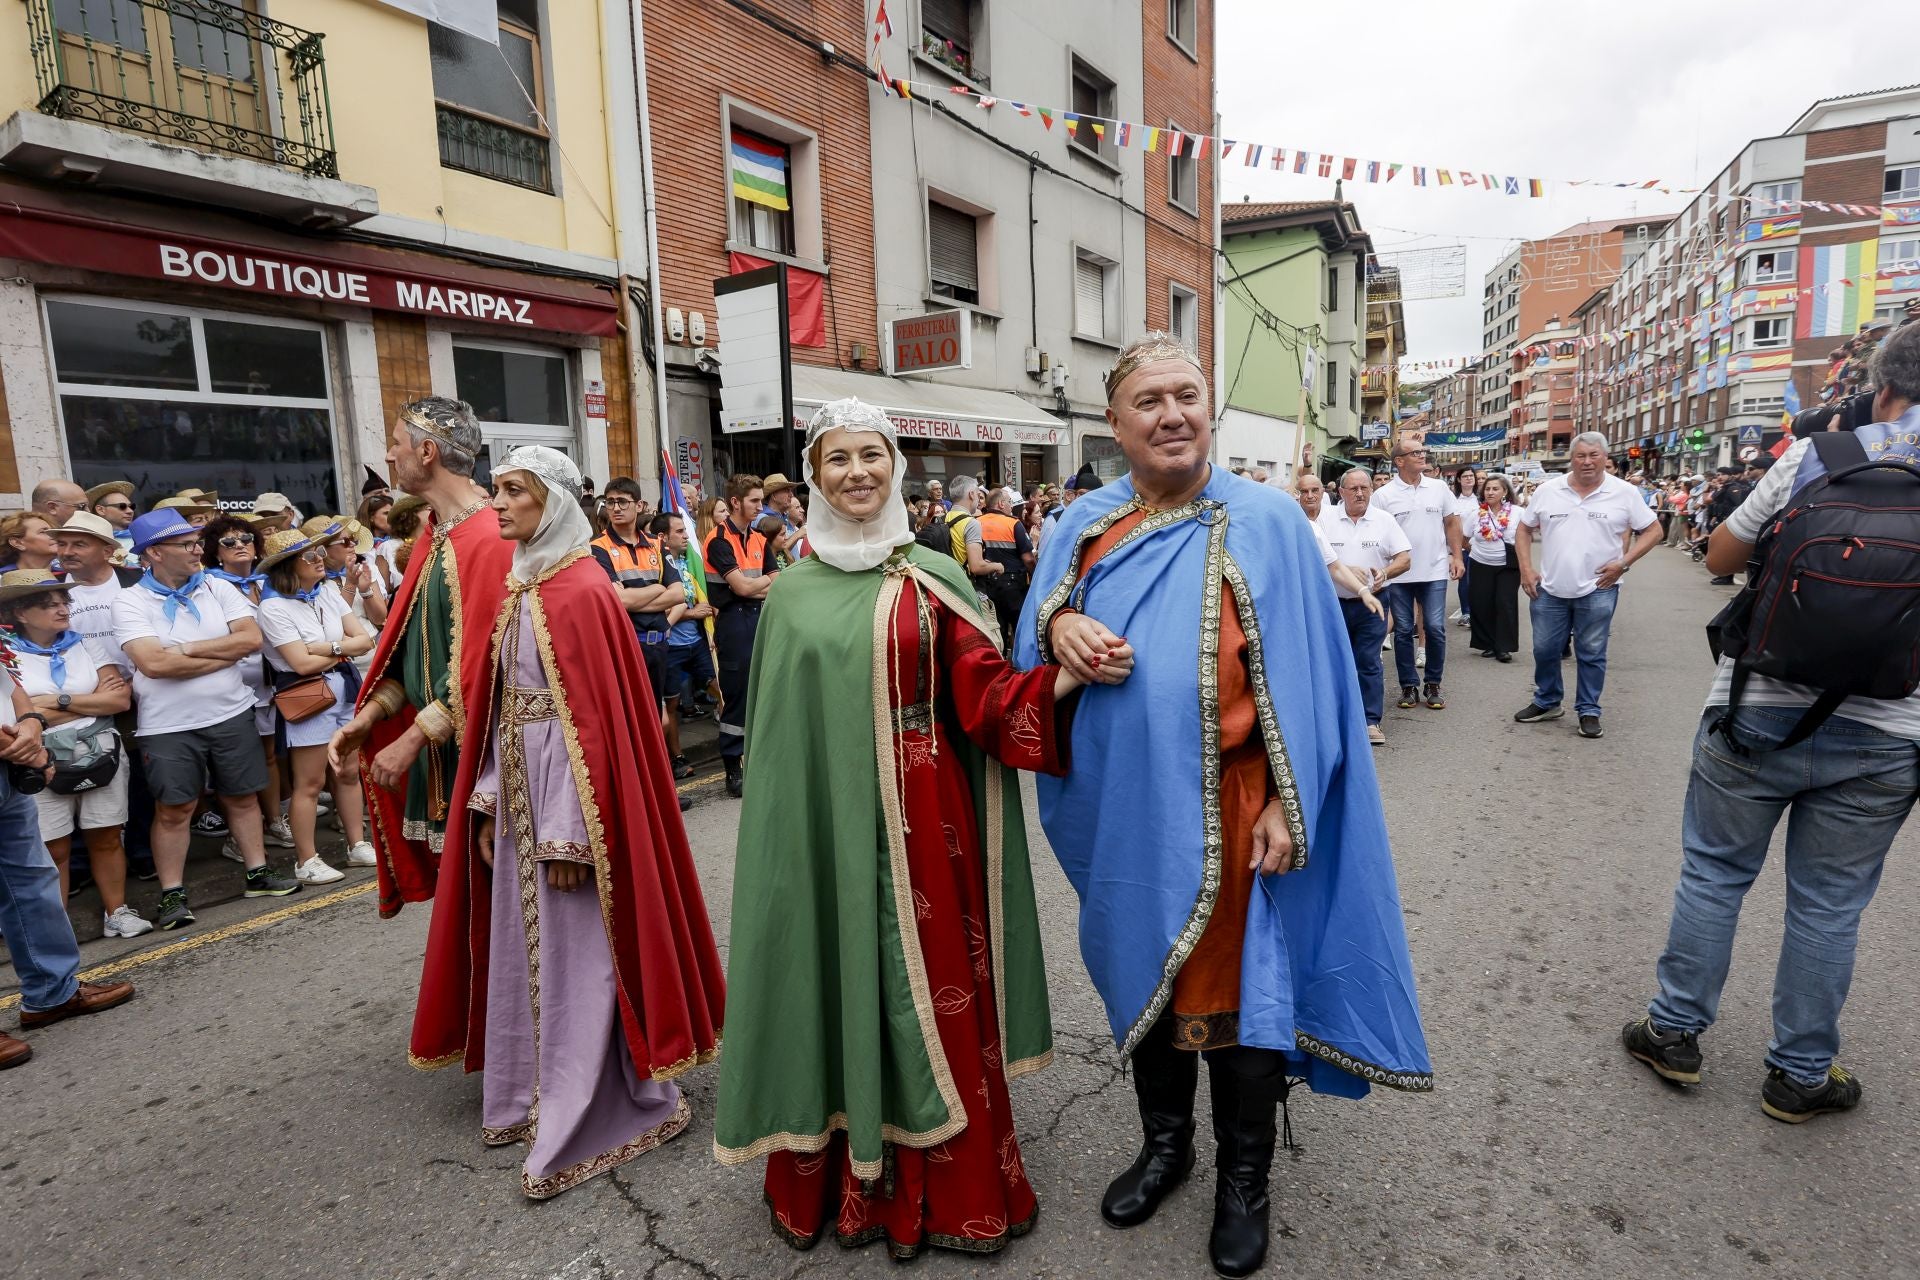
[[32, 479, 88, 529]]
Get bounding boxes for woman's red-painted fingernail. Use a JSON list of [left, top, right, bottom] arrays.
[[1090, 655, 1103, 666]]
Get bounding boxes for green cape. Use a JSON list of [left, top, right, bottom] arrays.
[[713, 544, 1053, 1180]]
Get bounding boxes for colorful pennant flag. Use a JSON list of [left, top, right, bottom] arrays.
[[1341, 157, 1357, 180], [1115, 121, 1131, 146], [1316, 153, 1333, 177], [1037, 107, 1053, 129], [1144, 126, 1162, 153], [1245, 144, 1264, 168]]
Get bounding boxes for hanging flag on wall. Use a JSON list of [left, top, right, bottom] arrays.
[[730, 131, 790, 211], [1797, 240, 1880, 338]]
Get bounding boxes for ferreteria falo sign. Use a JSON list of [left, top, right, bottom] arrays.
[[888, 308, 972, 375]]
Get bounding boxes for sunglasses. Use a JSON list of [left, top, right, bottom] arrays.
[[299, 549, 326, 564], [99, 502, 134, 511], [219, 535, 255, 548]]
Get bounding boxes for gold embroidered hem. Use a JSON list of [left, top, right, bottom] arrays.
[[468, 791, 497, 816], [649, 1043, 721, 1083], [400, 819, 446, 855], [481, 1122, 532, 1147], [409, 1048, 463, 1071], [765, 1189, 1039, 1260], [521, 1095, 692, 1201], [415, 699, 455, 745], [534, 840, 594, 865]]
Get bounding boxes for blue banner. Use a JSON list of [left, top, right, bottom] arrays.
[[1423, 427, 1507, 450]]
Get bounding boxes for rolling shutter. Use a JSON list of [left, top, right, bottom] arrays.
[[1075, 255, 1106, 336], [928, 202, 978, 294]]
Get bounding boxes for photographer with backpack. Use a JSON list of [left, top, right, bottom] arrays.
[[1623, 322, 1920, 1124]]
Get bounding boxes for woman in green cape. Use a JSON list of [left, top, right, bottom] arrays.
[[714, 399, 1132, 1258]]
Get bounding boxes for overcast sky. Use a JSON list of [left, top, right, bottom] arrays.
[[1216, 0, 1915, 363]]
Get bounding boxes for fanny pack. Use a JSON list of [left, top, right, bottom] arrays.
[[44, 724, 122, 795]]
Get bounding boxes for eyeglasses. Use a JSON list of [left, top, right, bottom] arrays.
[[157, 537, 204, 551], [219, 535, 255, 548], [299, 550, 326, 564], [99, 502, 133, 511], [603, 497, 636, 508]]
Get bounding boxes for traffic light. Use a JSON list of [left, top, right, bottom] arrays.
[[1687, 427, 1708, 450]]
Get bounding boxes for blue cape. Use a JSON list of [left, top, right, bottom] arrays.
[[1016, 468, 1432, 1098]]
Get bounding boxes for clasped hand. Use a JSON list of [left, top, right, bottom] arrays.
[[1049, 612, 1135, 686]]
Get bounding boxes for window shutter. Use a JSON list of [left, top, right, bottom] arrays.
[[924, 0, 969, 39], [928, 203, 978, 292], [1075, 256, 1105, 335]]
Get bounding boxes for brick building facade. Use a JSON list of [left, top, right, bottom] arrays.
[[1141, 0, 1216, 391]]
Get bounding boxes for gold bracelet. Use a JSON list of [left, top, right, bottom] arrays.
[[415, 699, 455, 745]]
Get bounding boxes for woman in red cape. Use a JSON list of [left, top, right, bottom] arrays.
[[428, 444, 724, 1198]]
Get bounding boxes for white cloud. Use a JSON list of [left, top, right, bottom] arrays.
[[1216, 0, 1914, 358]]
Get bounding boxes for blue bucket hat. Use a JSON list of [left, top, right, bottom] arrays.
[[129, 509, 198, 554]]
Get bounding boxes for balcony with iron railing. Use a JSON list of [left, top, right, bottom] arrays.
[[26, 0, 337, 175]]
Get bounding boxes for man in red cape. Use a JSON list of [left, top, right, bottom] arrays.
[[329, 397, 512, 1067]]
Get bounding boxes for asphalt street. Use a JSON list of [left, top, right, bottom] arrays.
[[7, 544, 1919, 1280]]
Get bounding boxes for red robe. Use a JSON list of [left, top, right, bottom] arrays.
[[361, 507, 514, 921], [409, 551, 726, 1078], [764, 581, 1064, 1257]]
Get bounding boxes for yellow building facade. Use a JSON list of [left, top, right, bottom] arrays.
[[0, 0, 651, 511]]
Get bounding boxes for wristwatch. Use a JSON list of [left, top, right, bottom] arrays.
[[330, 641, 343, 657], [56, 693, 70, 711]]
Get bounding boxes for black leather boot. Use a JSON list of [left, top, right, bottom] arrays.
[[1207, 1054, 1282, 1278], [723, 756, 743, 798], [1101, 1017, 1199, 1227]]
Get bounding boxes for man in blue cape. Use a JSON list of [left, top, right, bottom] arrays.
[[1016, 334, 1431, 1277]]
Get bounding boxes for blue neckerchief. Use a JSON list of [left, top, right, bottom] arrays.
[[207, 567, 267, 592], [265, 583, 326, 604], [325, 568, 347, 584], [12, 630, 83, 688], [138, 571, 204, 624]]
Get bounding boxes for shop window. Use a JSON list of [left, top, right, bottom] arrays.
[[453, 341, 574, 481], [731, 129, 796, 258], [430, 0, 553, 192], [1068, 57, 1116, 166], [46, 297, 340, 516], [928, 199, 981, 306]]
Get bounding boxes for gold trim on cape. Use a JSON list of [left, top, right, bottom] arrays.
[[1221, 553, 1310, 870]]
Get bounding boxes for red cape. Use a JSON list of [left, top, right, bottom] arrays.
[[408, 553, 726, 1079], [360, 508, 514, 921]]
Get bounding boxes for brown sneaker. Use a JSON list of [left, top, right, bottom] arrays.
[[19, 979, 135, 1029], [0, 1031, 30, 1069], [1424, 683, 1446, 710]]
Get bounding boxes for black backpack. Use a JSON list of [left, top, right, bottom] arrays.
[[1707, 431, 1920, 751]]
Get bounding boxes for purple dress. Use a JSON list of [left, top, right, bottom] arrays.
[[469, 605, 690, 1199]]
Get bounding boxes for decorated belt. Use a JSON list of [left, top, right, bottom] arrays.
[[892, 702, 935, 735], [503, 686, 558, 726]]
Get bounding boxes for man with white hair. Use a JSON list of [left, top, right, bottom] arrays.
[[1514, 431, 1662, 739], [1319, 468, 1411, 746], [941, 474, 1000, 588]]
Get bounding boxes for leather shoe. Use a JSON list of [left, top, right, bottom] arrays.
[[0, 1031, 30, 1069], [19, 979, 135, 1029]]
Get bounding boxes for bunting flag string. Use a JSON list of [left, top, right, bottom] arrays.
[[869, 67, 1920, 218]]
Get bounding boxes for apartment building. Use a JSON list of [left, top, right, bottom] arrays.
[[0, 0, 645, 509], [1506, 322, 1578, 467], [1573, 86, 1920, 477]]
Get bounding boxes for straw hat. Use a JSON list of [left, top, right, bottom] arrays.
[[0, 568, 76, 602], [155, 495, 215, 519], [85, 480, 134, 506], [335, 518, 375, 557], [176, 487, 221, 506], [257, 528, 331, 573], [57, 511, 120, 548]]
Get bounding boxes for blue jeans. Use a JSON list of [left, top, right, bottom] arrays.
[[1649, 709, 1919, 1085], [0, 768, 81, 1013], [1384, 578, 1448, 688], [1528, 587, 1617, 716], [1339, 597, 1389, 725]]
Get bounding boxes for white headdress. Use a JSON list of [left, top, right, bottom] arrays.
[[802, 398, 914, 573], [494, 445, 594, 585]]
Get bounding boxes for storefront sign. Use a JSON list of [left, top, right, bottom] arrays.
[[0, 203, 619, 335], [791, 407, 1062, 447], [888, 309, 972, 375], [674, 436, 704, 497], [584, 379, 608, 419]]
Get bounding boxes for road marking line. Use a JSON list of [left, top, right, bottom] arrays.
[[5, 773, 723, 1011], [0, 881, 377, 1013]]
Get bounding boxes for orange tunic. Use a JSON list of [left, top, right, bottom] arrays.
[[1075, 509, 1274, 1052]]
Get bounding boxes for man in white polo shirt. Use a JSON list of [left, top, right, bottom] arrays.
[[1320, 468, 1411, 745], [1514, 432, 1662, 739], [1374, 441, 1463, 712], [113, 510, 298, 931]]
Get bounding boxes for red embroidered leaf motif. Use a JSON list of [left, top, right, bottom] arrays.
[[1006, 702, 1042, 751]]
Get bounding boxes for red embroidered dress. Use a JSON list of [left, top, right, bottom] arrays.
[[762, 578, 1066, 1258]]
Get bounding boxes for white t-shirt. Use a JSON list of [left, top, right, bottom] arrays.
[[1517, 473, 1656, 599], [1704, 435, 1920, 740], [1464, 501, 1521, 567], [15, 639, 105, 739], [1374, 475, 1458, 583], [1309, 520, 1337, 566], [111, 576, 257, 736], [1317, 505, 1412, 599], [65, 575, 128, 673], [258, 590, 351, 676]]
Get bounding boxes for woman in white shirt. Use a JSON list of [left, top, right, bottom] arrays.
[[1465, 473, 1522, 663], [257, 529, 377, 885], [1450, 467, 1483, 631], [0, 572, 147, 937]]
